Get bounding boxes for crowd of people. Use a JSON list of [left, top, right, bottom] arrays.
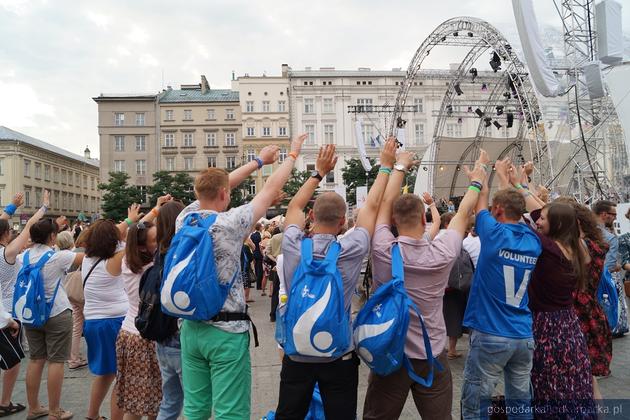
[[0, 133, 627, 420]]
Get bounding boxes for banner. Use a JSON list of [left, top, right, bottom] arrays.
[[355, 118, 373, 172]]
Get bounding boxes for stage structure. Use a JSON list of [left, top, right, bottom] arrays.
[[385, 17, 553, 199]]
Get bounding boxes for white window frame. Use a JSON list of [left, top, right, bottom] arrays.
[[226, 156, 236, 169], [323, 98, 334, 113], [324, 124, 334, 144], [278, 101, 286, 112], [357, 98, 373, 113], [206, 132, 217, 146], [304, 98, 314, 114], [278, 127, 287, 137], [225, 132, 236, 146], [279, 148, 287, 162], [247, 149, 256, 161], [115, 136, 125, 152], [184, 157, 194, 171], [114, 112, 124, 126], [135, 113, 145, 126], [136, 160, 146, 175], [164, 133, 174, 147], [135, 135, 146, 151], [207, 156, 217, 167], [414, 123, 425, 145], [165, 110, 174, 120], [226, 109, 235, 120], [246, 127, 255, 137], [262, 127, 271, 137], [114, 160, 125, 172], [166, 157, 175, 171], [262, 101, 270, 112], [207, 109, 215, 119], [183, 133, 194, 147], [305, 124, 315, 145], [184, 109, 193, 121], [246, 101, 254, 113], [414, 98, 424, 113], [24, 160, 30, 177]]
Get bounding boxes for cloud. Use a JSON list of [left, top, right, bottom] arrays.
[[127, 25, 149, 44], [84, 10, 110, 29], [0, 80, 55, 126]]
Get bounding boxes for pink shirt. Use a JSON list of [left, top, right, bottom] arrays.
[[371, 225, 461, 359], [121, 258, 152, 335]]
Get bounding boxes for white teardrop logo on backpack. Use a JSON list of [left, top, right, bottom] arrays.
[[161, 250, 196, 316], [293, 281, 336, 357], [14, 280, 33, 324], [353, 318, 395, 363]]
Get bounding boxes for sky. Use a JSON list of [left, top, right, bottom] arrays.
[[1, 0, 629, 159]]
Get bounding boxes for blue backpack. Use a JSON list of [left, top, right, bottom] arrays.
[[278, 238, 350, 358], [13, 250, 61, 328], [597, 269, 618, 331], [353, 243, 441, 386], [161, 213, 237, 321]]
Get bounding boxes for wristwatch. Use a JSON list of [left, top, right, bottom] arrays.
[[394, 163, 408, 173], [310, 170, 323, 181]]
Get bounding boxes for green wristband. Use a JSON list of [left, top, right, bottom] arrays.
[[515, 183, 523, 190], [468, 185, 481, 193], [379, 167, 392, 175], [125, 217, 133, 226]]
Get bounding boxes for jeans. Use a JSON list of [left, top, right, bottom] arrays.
[[156, 338, 184, 420], [461, 329, 534, 420]]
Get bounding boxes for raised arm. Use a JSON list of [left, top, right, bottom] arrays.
[[4, 191, 49, 263], [375, 148, 414, 227], [284, 144, 338, 228], [356, 138, 397, 236], [229, 145, 279, 189], [1, 193, 24, 221], [422, 193, 441, 240], [140, 194, 173, 224], [250, 134, 306, 223], [450, 149, 489, 237], [116, 204, 142, 240], [508, 162, 543, 213]]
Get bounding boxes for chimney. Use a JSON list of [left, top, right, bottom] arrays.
[[84, 146, 91, 159], [281, 63, 290, 78], [201, 75, 210, 94]]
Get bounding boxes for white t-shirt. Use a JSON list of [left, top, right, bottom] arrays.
[[16, 244, 74, 318], [462, 234, 481, 268], [83, 255, 129, 320], [120, 258, 152, 335], [0, 247, 18, 307]]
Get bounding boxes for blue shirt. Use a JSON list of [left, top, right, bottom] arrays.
[[463, 210, 542, 339], [599, 225, 619, 273]]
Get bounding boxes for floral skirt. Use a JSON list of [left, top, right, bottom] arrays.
[[532, 308, 595, 419], [116, 330, 163, 416]]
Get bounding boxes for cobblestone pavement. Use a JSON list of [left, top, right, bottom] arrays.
[[5, 296, 630, 419]]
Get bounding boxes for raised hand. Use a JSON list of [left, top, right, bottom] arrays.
[[494, 157, 511, 185], [508, 162, 521, 186], [290, 133, 308, 156], [271, 191, 288, 207], [464, 149, 490, 184], [127, 203, 142, 222], [523, 161, 534, 176], [55, 215, 68, 228], [12, 193, 24, 208], [42, 190, 50, 208], [156, 194, 173, 207], [259, 145, 280, 165], [422, 192, 434, 205], [396, 151, 418, 171], [316, 145, 338, 176], [380, 138, 397, 169]]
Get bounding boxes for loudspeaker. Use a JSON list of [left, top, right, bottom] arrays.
[[596, 0, 623, 65], [583, 61, 605, 99]]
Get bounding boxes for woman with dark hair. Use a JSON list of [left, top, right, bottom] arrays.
[[83, 206, 141, 420], [516, 175, 595, 415], [116, 221, 162, 420], [0, 192, 50, 417], [153, 200, 186, 420], [555, 197, 613, 400], [17, 212, 85, 420]]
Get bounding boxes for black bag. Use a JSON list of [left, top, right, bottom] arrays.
[[0, 320, 24, 370], [135, 250, 179, 342], [447, 248, 474, 293]]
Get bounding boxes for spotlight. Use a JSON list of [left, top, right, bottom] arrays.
[[493, 121, 502, 129], [484, 117, 492, 127], [503, 92, 511, 100], [475, 108, 484, 118], [481, 83, 488, 92], [453, 31, 459, 37], [423, 166, 428, 171], [456, 165, 461, 171], [446, 105, 453, 116], [441, 36, 447, 42], [439, 165, 445, 171], [496, 105, 504, 115], [457, 117, 463, 124], [396, 116, 406, 128], [467, 32, 474, 37], [490, 52, 502, 72], [547, 121, 554, 129], [468, 106, 473, 113], [469, 68, 478, 82], [505, 43, 512, 52], [506, 112, 514, 128], [454, 82, 463, 96]]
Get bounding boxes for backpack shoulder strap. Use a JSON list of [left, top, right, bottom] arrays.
[[83, 258, 104, 288], [22, 250, 30, 267], [324, 241, 341, 264], [391, 243, 404, 281], [34, 251, 55, 269], [300, 237, 314, 265], [403, 296, 443, 387]]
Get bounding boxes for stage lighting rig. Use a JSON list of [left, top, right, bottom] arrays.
[[496, 105, 504, 115], [475, 108, 484, 118], [506, 112, 514, 128], [469, 68, 478, 82], [493, 121, 502, 129], [484, 117, 492, 127], [489, 52, 502, 72], [454, 82, 463, 96]]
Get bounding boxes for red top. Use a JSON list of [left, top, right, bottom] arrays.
[[527, 209, 579, 312]]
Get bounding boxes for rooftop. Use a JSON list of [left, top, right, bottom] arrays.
[[93, 93, 157, 102], [0, 126, 99, 167], [159, 88, 239, 103]]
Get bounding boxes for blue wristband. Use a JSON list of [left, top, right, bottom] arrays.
[[4, 204, 16, 216], [254, 157, 264, 169]]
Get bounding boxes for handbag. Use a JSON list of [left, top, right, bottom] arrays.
[[0, 320, 24, 370], [65, 258, 102, 306]]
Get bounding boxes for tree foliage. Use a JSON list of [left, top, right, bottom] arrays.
[[98, 172, 143, 221], [147, 171, 195, 207], [229, 175, 255, 209], [341, 158, 419, 206]]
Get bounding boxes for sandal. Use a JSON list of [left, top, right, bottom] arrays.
[[85, 416, 107, 420], [48, 408, 73, 420], [68, 360, 88, 370], [26, 407, 48, 420], [447, 352, 462, 360], [0, 402, 25, 417]]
